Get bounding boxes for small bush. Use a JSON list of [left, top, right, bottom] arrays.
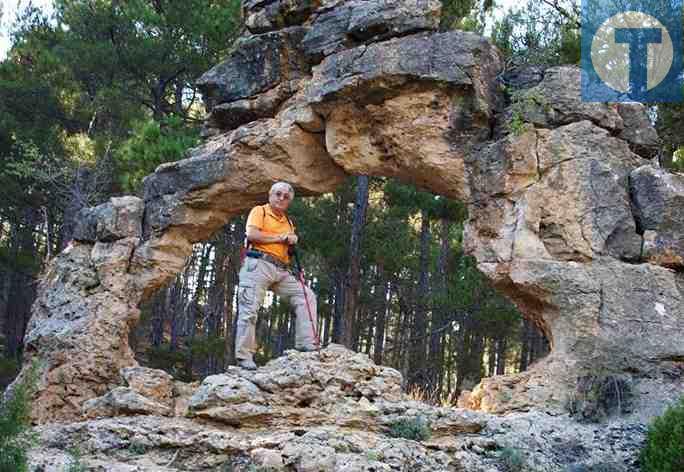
[[145, 345, 190, 380], [387, 416, 431, 441], [0, 357, 20, 391], [0, 360, 39, 472], [509, 111, 527, 136], [640, 395, 684, 472], [499, 447, 526, 471], [65, 446, 87, 472], [128, 441, 147, 455], [565, 374, 632, 422]]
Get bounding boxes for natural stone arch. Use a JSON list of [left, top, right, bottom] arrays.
[[11, 0, 684, 424]]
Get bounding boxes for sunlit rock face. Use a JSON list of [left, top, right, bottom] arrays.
[[10, 0, 683, 428]]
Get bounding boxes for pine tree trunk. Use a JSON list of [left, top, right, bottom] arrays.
[[168, 277, 183, 351], [487, 338, 496, 377], [496, 337, 507, 375], [341, 176, 369, 348], [224, 217, 244, 368], [428, 217, 450, 392], [206, 225, 230, 374], [332, 268, 344, 343], [518, 318, 531, 371], [4, 212, 39, 359], [408, 209, 430, 387], [150, 290, 165, 347], [372, 263, 388, 365]]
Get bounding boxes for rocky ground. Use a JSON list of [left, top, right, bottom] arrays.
[[27, 345, 681, 471]]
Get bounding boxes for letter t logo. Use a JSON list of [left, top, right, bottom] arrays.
[[615, 27, 662, 99]]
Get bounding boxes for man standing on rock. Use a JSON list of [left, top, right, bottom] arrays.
[[235, 181, 319, 370]]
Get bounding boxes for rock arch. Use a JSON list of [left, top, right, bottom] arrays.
[[12, 0, 684, 423]]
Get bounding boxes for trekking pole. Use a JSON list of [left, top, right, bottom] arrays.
[[290, 246, 321, 354]]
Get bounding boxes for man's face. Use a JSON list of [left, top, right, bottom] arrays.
[[269, 187, 293, 212]]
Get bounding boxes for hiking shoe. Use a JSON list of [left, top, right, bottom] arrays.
[[237, 359, 257, 370], [295, 345, 319, 353]]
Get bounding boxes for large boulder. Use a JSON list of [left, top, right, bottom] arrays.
[[305, 30, 501, 109], [502, 66, 660, 158], [196, 27, 310, 106], [630, 165, 684, 270], [186, 345, 483, 433], [72, 196, 143, 243], [305, 30, 503, 201], [466, 120, 643, 264], [301, 0, 442, 63], [12, 240, 141, 423], [243, 0, 321, 34]]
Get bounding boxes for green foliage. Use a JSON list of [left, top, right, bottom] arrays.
[[0, 360, 39, 472], [671, 148, 684, 172], [499, 446, 526, 471], [0, 357, 21, 391], [116, 116, 199, 193], [506, 89, 550, 136], [490, 2, 580, 66], [127, 441, 147, 455], [440, 0, 494, 32], [65, 446, 87, 472], [565, 374, 633, 423], [145, 344, 190, 380], [52, 0, 242, 120], [189, 335, 226, 360], [0, 0, 243, 236], [145, 336, 227, 382], [509, 111, 526, 136], [387, 416, 432, 441], [656, 106, 684, 170], [640, 395, 684, 472]]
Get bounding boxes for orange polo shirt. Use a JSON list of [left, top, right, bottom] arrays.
[[245, 203, 295, 264]]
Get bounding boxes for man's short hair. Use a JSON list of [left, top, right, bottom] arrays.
[[270, 181, 294, 198]]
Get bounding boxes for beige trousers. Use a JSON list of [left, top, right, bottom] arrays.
[[235, 256, 318, 362]]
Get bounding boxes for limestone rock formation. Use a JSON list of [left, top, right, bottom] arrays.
[[29, 345, 491, 471], [10, 0, 683, 455], [185, 345, 483, 434], [301, 0, 442, 61], [12, 197, 145, 423], [197, 25, 311, 131], [29, 345, 676, 471]]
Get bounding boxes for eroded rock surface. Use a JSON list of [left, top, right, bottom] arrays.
[[631, 165, 684, 269], [29, 346, 491, 471], [30, 345, 681, 471]]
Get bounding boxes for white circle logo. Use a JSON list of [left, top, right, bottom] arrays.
[[591, 11, 673, 93]]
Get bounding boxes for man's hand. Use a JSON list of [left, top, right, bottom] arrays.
[[284, 233, 298, 245]]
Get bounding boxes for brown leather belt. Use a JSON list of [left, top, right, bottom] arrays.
[[247, 250, 291, 271]]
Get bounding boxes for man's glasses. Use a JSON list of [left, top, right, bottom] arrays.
[[273, 191, 292, 200]]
